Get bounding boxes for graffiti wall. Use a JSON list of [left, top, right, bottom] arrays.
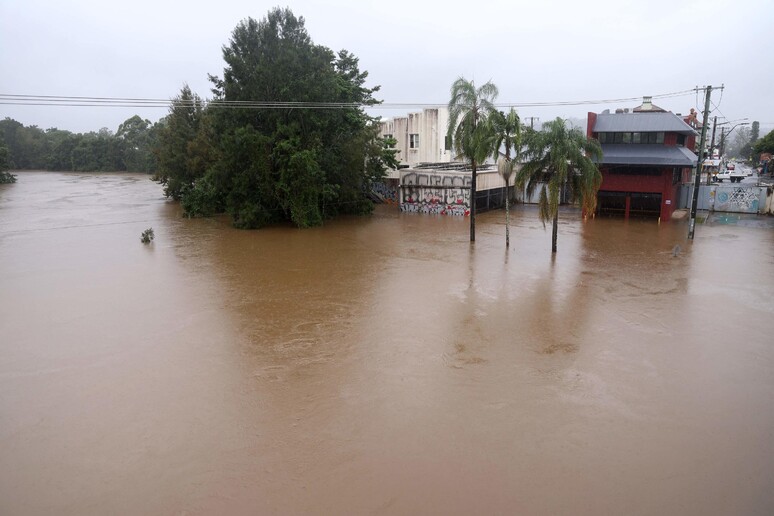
[[710, 185, 765, 214], [680, 185, 767, 214], [400, 171, 471, 216]]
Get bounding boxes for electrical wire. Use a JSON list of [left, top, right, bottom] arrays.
[[0, 89, 696, 110]]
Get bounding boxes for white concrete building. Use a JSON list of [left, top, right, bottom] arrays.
[[379, 107, 454, 167]]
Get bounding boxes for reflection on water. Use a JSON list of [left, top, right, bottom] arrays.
[[1, 172, 773, 514]]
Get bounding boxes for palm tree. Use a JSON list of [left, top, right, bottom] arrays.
[[447, 77, 498, 242], [516, 117, 602, 254], [488, 108, 521, 247]]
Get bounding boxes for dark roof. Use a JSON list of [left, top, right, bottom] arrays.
[[593, 113, 697, 136], [596, 144, 698, 167]]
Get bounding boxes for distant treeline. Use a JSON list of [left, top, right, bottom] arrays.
[[0, 115, 159, 173]]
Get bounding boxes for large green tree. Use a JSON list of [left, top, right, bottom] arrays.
[[516, 117, 602, 254], [447, 77, 498, 242], [154, 85, 212, 200], [753, 129, 774, 154], [189, 7, 389, 228], [487, 108, 521, 248], [117, 115, 158, 172]]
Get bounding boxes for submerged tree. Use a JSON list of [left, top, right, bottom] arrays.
[[154, 85, 211, 200], [516, 117, 602, 254], [0, 139, 16, 183], [447, 77, 498, 242], [488, 108, 521, 248], [189, 8, 390, 229]]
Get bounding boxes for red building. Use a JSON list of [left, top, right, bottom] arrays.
[[587, 98, 698, 221]]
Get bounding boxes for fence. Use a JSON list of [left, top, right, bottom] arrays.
[[679, 184, 768, 214]]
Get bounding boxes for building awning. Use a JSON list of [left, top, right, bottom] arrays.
[[596, 144, 698, 167]]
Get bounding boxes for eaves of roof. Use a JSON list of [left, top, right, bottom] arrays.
[[595, 144, 698, 167]]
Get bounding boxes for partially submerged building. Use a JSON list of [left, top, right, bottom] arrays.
[[379, 108, 508, 215], [587, 97, 698, 220]]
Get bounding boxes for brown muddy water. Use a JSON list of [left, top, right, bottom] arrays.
[[1, 171, 773, 515]]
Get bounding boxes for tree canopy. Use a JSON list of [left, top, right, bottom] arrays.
[[753, 128, 774, 155], [156, 8, 395, 229]]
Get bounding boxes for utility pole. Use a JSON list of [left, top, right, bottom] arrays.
[[719, 127, 727, 157], [525, 117, 539, 130], [688, 85, 716, 240], [706, 116, 718, 185]]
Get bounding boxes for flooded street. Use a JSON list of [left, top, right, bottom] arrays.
[[2, 171, 773, 515]]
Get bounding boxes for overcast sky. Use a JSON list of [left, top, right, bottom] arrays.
[[1, 0, 772, 134]]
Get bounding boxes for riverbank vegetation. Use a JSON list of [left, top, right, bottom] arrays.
[[0, 115, 159, 173], [0, 139, 16, 183], [153, 8, 398, 229]]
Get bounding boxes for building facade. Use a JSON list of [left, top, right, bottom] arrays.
[[588, 99, 698, 221], [379, 108, 454, 167]]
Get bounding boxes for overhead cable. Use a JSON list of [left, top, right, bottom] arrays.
[[0, 89, 696, 110]]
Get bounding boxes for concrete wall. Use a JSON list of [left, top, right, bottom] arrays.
[[380, 108, 453, 167], [398, 169, 508, 215]]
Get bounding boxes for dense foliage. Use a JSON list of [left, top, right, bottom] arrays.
[[753, 129, 774, 155], [0, 116, 159, 173], [0, 138, 15, 183], [154, 8, 397, 228]]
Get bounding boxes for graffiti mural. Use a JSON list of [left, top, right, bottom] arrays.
[[400, 172, 471, 216], [713, 186, 762, 214]]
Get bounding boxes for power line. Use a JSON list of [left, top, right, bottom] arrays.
[[0, 89, 696, 110]]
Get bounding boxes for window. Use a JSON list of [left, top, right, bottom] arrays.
[[383, 133, 392, 140], [676, 134, 686, 146], [632, 132, 641, 144], [672, 167, 681, 184], [622, 132, 631, 144], [656, 132, 664, 144], [444, 135, 452, 151], [410, 133, 419, 149]]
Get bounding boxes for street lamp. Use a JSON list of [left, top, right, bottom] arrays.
[[718, 121, 750, 159]]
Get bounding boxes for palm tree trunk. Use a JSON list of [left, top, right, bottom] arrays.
[[470, 161, 477, 242], [505, 182, 510, 248], [551, 210, 558, 253]]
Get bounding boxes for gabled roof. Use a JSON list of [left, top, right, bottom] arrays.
[[593, 113, 697, 136], [596, 144, 698, 167]]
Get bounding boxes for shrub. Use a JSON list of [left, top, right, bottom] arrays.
[[140, 227, 155, 244]]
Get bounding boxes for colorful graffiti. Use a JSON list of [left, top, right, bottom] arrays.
[[714, 186, 762, 213], [371, 181, 398, 202], [400, 172, 471, 216]]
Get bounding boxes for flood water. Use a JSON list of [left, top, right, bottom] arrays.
[[2, 171, 773, 515]]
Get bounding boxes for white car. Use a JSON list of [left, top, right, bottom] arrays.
[[715, 164, 746, 183]]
